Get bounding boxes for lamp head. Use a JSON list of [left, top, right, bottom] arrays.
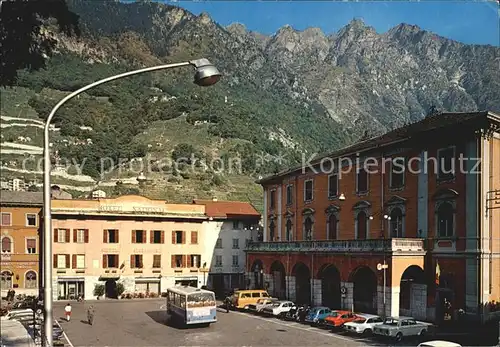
[[383, 214, 388, 219], [190, 58, 221, 87], [369, 215, 374, 220], [338, 193, 346, 201]]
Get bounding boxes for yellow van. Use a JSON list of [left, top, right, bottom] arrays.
[[231, 289, 270, 309]]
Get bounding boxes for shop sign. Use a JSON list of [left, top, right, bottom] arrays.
[[0, 261, 38, 269], [132, 248, 161, 254]]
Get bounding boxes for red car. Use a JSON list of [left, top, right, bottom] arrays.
[[324, 311, 359, 328]]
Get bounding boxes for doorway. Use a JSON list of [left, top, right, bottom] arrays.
[[105, 279, 118, 298]]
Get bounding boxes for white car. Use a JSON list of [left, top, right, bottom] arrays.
[[373, 316, 433, 342], [247, 298, 278, 314], [1, 309, 33, 321], [261, 301, 295, 317], [343, 313, 384, 335]]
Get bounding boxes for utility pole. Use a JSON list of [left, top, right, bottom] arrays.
[[377, 261, 389, 318]]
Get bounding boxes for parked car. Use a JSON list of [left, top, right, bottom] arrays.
[[373, 316, 432, 342], [261, 301, 295, 317], [417, 341, 462, 347], [231, 290, 270, 310], [323, 310, 358, 328], [343, 314, 384, 335], [1, 309, 33, 321], [304, 307, 333, 325], [247, 298, 278, 314]]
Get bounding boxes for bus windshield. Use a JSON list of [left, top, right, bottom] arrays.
[[187, 292, 216, 308]]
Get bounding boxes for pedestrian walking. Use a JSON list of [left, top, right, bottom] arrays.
[[64, 303, 72, 322], [224, 295, 231, 313], [87, 305, 95, 325]]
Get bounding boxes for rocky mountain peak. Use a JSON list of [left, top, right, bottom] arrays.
[[268, 24, 329, 60], [226, 23, 247, 36], [197, 11, 213, 25]]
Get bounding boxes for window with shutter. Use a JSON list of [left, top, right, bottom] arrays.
[[76, 255, 85, 269], [57, 229, 67, 243], [57, 254, 66, 268], [1, 213, 11, 226], [65, 254, 70, 268], [53, 254, 57, 268], [153, 255, 161, 268], [1, 237, 12, 253], [72, 255, 77, 268], [182, 255, 187, 267], [171, 254, 175, 268], [130, 255, 136, 268], [73, 229, 77, 243], [102, 255, 108, 268], [171, 231, 176, 244], [152, 230, 162, 244], [160, 230, 165, 244], [187, 255, 192, 268], [173, 230, 183, 244], [191, 231, 198, 244], [84, 229, 89, 243], [26, 238, 36, 254], [54, 229, 59, 243], [65, 229, 70, 243], [103, 230, 108, 243]]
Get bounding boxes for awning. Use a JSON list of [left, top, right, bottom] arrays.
[[175, 276, 198, 281], [99, 275, 120, 280], [57, 277, 85, 282]]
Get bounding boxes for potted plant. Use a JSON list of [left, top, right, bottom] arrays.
[[93, 284, 105, 300], [116, 282, 125, 299]]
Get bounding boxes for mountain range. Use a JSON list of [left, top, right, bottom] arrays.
[[1, 0, 498, 210]]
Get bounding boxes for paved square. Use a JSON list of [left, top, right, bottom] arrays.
[[54, 300, 378, 346]]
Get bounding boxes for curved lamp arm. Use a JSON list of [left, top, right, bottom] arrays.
[[42, 58, 212, 347]]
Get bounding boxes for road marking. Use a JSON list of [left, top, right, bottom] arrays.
[[232, 311, 362, 343], [55, 319, 74, 347]]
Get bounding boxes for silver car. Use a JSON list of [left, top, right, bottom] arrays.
[[373, 316, 432, 342], [247, 298, 278, 314]]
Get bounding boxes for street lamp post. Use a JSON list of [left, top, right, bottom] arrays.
[[377, 261, 389, 318], [42, 59, 221, 346]]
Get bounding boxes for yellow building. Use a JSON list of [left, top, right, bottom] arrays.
[[0, 191, 42, 297], [51, 195, 221, 300]]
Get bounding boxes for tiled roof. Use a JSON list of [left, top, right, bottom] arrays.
[[192, 199, 261, 219], [259, 111, 500, 183], [0, 191, 43, 206]]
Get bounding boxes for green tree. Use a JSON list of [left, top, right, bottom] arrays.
[[0, 0, 80, 86]]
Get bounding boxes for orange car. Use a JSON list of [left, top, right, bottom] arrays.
[[323, 310, 359, 328]]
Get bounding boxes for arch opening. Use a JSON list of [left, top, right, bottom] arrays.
[[399, 265, 427, 320], [351, 266, 377, 314], [251, 259, 264, 289], [270, 261, 286, 299], [292, 262, 311, 305], [319, 265, 341, 309]]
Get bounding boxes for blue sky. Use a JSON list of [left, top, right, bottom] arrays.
[[161, 0, 499, 46]]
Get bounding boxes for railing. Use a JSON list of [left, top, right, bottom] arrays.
[[245, 238, 425, 253]]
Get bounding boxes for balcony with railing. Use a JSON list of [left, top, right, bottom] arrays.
[[245, 238, 425, 254]]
